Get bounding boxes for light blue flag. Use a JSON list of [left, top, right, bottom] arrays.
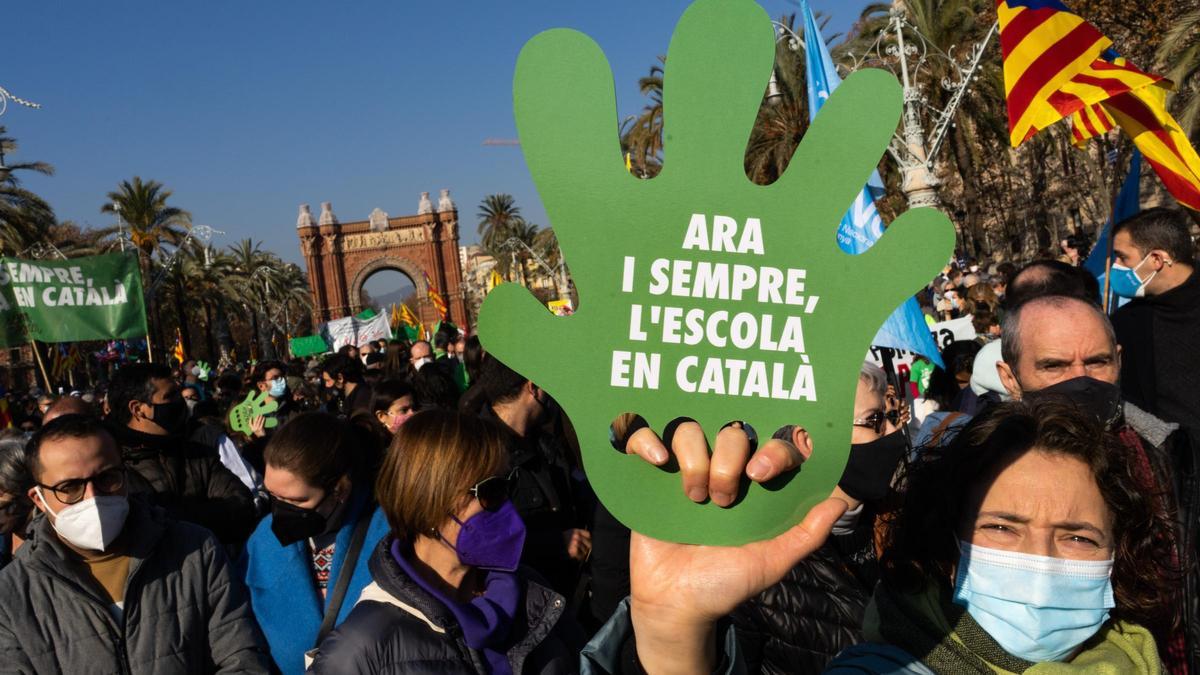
[[801, 0, 944, 369], [1085, 150, 1140, 311]]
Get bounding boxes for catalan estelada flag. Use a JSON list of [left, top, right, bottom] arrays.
[[997, 0, 1111, 146], [423, 271, 448, 321]]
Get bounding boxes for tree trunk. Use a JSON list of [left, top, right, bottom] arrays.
[[202, 302, 216, 362]]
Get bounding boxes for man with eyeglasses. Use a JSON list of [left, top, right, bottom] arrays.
[[0, 414, 271, 673]]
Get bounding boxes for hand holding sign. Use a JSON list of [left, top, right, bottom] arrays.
[[228, 391, 278, 436], [478, 0, 955, 544]]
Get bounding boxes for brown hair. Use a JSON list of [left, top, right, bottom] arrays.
[[881, 399, 1179, 637], [375, 409, 507, 540], [264, 411, 381, 489]]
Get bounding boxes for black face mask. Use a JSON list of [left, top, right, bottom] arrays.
[[151, 397, 190, 435], [838, 430, 909, 502], [269, 489, 345, 547], [1024, 376, 1123, 430]]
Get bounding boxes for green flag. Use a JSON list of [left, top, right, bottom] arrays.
[[0, 253, 149, 346], [289, 334, 330, 358]]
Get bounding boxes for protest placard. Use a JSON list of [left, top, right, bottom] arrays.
[[476, 0, 956, 544]]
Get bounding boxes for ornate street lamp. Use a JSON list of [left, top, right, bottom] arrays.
[[773, 11, 997, 212]]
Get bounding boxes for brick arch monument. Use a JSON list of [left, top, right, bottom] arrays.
[[296, 189, 468, 327]]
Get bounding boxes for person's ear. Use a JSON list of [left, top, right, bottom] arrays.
[[27, 486, 46, 514], [334, 474, 352, 502], [996, 360, 1023, 400], [375, 410, 389, 426], [1152, 249, 1174, 269], [128, 399, 147, 422]]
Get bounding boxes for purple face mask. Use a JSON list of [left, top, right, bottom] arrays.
[[447, 500, 527, 572]]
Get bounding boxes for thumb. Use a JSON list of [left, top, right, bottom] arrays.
[[752, 497, 849, 583]]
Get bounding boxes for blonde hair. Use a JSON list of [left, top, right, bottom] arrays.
[[375, 409, 508, 540]]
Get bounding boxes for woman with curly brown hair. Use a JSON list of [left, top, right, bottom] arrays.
[[617, 399, 1177, 674]]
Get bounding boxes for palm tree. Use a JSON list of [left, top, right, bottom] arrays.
[[99, 177, 191, 272], [477, 194, 525, 255], [98, 177, 192, 352], [0, 126, 55, 255], [225, 239, 275, 359], [622, 56, 667, 178], [1159, 6, 1200, 139]]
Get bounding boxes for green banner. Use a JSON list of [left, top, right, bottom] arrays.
[[0, 253, 149, 346], [289, 334, 330, 358]]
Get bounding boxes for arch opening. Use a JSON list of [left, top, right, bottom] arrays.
[[359, 268, 417, 315]]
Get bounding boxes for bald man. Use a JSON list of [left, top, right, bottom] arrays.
[[41, 396, 96, 425]]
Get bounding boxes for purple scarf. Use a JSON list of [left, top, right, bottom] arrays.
[[391, 539, 521, 675]]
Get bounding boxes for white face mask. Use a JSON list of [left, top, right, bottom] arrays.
[[413, 357, 433, 371], [35, 489, 129, 552]]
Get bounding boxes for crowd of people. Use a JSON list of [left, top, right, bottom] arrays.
[[0, 206, 1195, 674]]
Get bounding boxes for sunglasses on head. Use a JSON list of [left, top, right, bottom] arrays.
[[468, 470, 517, 511], [853, 410, 888, 434]]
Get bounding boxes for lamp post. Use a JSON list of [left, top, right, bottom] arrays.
[[772, 10, 997, 220], [501, 237, 572, 305]]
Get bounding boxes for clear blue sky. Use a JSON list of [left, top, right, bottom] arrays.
[[3, 0, 867, 272]]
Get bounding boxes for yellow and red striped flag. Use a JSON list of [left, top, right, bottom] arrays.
[[996, 0, 1112, 146], [997, 2, 1200, 210], [1104, 83, 1200, 211], [399, 303, 420, 329], [423, 271, 448, 321], [172, 327, 186, 365]]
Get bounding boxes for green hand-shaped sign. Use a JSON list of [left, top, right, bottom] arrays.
[[478, 0, 955, 544], [228, 390, 279, 436], [194, 360, 211, 382]]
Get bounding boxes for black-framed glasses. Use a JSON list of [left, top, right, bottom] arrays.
[[853, 410, 887, 434], [469, 470, 517, 511], [36, 466, 126, 505]]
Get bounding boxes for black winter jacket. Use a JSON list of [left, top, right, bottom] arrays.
[[0, 498, 271, 674], [309, 539, 585, 674], [109, 423, 257, 545], [730, 514, 876, 674]]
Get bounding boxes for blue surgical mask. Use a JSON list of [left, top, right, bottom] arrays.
[[953, 542, 1114, 663], [268, 377, 287, 398], [1110, 255, 1157, 299]]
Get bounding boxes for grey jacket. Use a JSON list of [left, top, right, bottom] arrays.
[[0, 497, 271, 674]]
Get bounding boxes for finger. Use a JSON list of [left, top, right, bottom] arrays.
[[749, 498, 849, 583], [626, 427, 669, 466], [774, 69, 903, 257], [661, 0, 774, 181], [671, 421, 712, 503], [477, 285, 572, 399], [709, 425, 751, 507], [513, 28, 626, 286], [855, 208, 956, 307], [745, 439, 806, 483], [578, 530, 593, 546]]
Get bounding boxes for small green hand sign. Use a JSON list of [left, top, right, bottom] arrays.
[[193, 360, 211, 382], [478, 0, 955, 544], [228, 390, 279, 436]]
